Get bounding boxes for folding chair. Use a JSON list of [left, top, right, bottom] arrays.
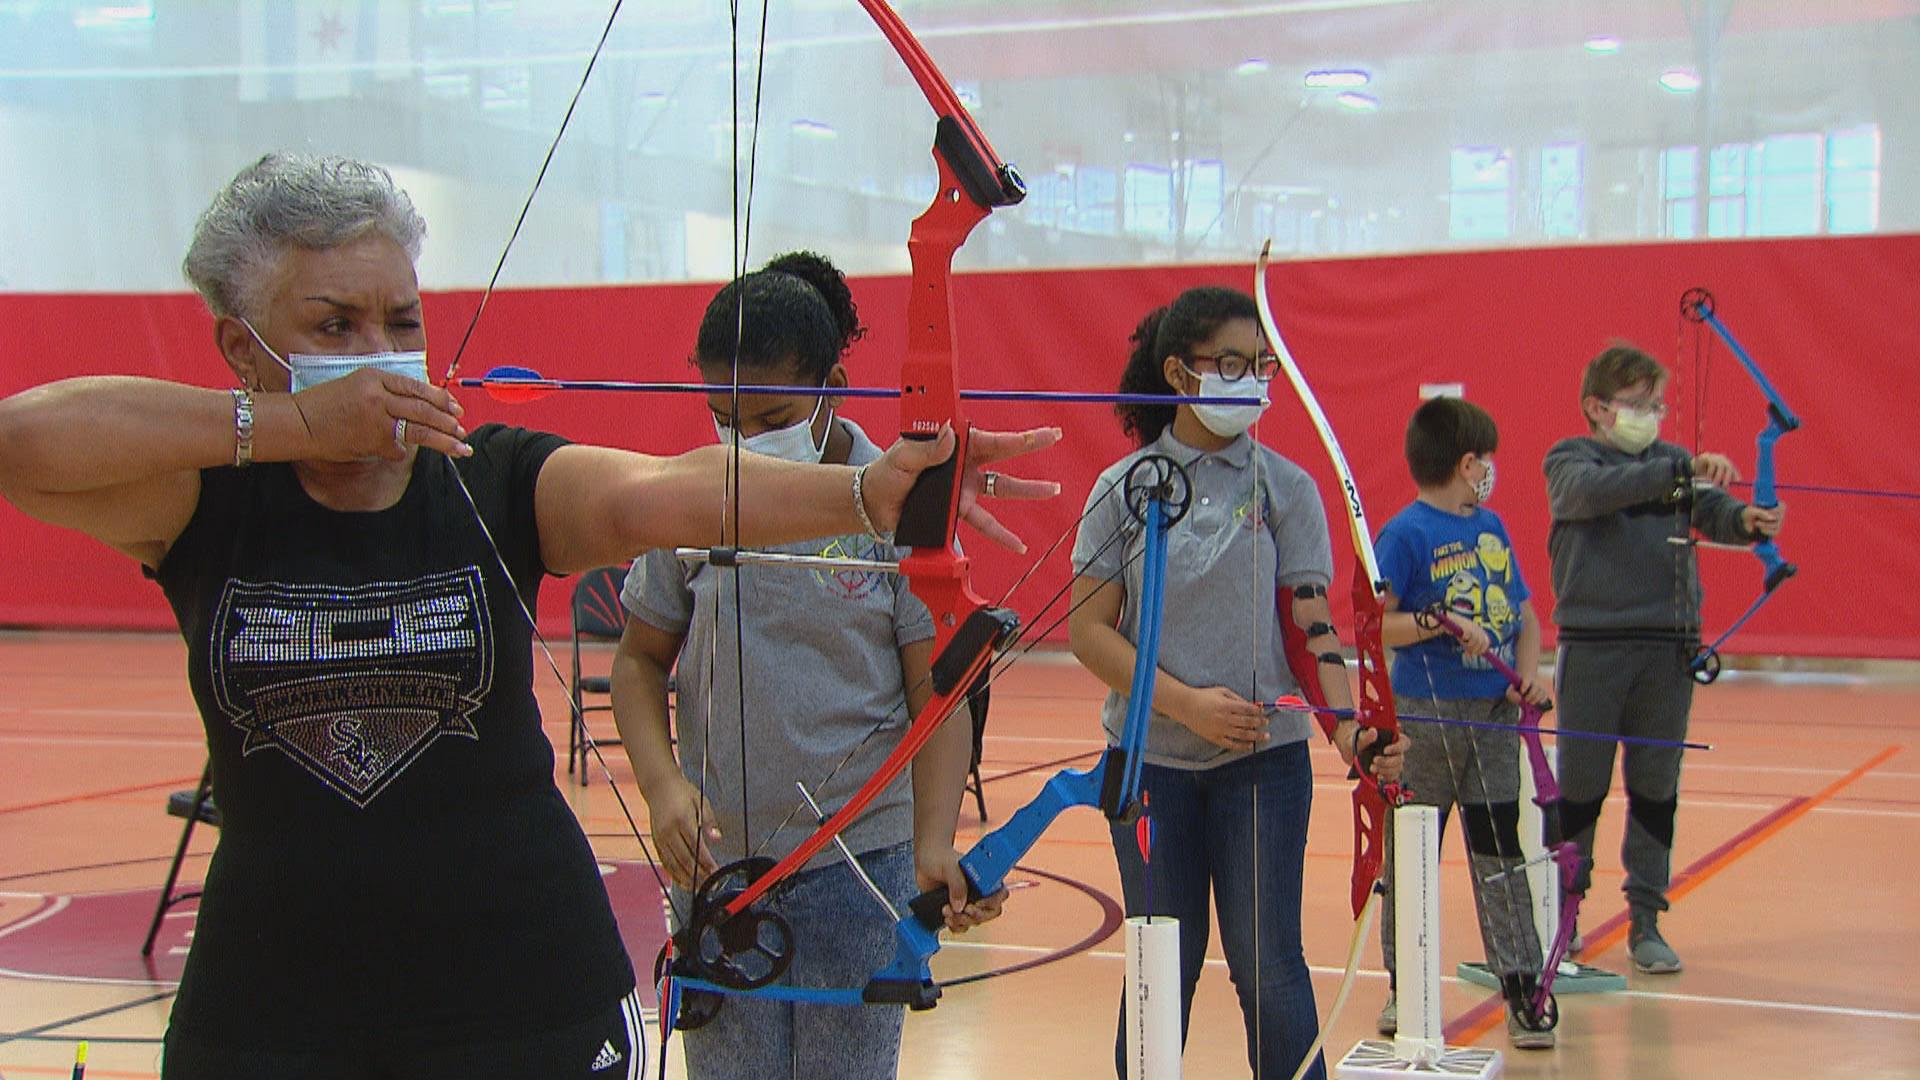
[[964, 676, 990, 822], [141, 761, 219, 956], [567, 566, 629, 784]]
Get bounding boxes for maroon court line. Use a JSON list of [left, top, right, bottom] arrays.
[[0, 776, 201, 818]]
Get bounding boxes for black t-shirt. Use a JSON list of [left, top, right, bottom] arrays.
[[151, 424, 634, 1050]]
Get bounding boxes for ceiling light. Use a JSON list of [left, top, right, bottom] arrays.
[[1334, 91, 1380, 112], [1583, 36, 1622, 55], [1236, 58, 1270, 76], [1305, 69, 1371, 90], [1658, 69, 1702, 93]]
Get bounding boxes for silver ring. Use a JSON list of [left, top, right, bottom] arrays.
[[983, 471, 999, 497], [394, 418, 408, 447]]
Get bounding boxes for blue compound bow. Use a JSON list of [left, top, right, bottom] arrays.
[[1679, 288, 1800, 685]]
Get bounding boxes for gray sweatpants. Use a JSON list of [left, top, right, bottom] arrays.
[[1380, 695, 1544, 979], [1553, 640, 1693, 916]]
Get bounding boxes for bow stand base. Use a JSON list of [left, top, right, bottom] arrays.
[[1455, 960, 1624, 996], [1336, 1041, 1502, 1080], [1339, 805, 1502, 1080]]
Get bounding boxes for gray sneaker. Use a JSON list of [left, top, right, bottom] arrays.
[[1629, 911, 1683, 974], [1507, 1009, 1557, 1050], [1376, 993, 1396, 1036]]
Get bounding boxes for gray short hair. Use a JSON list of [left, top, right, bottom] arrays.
[[182, 153, 427, 319]]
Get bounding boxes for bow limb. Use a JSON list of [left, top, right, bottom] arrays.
[[1680, 289, 1801, 684], [1253, 242, 1404, 919]]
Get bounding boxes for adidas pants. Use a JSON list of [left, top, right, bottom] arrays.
[[160, 989, 648, 1080]]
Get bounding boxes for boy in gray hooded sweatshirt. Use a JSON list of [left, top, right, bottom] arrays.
[[1543, 343, 1784, 974]]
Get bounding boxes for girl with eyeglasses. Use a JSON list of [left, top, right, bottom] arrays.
[[1067, 286, 1406, 1080]]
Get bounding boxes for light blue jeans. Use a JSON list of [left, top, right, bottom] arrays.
[[678, 842, 915, 1080], [1109, 742, 1326, 1080]]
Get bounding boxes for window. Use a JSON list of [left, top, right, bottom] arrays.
[[1076, 167, 1118, 233], [1661, 146, 1698, 239], [1751, 133, 1823, 236], [1827, 124, 1881, 234], [1706, 144, 1750, 237], [1181, 159, 1225, 244], [1026, 166, 1074, 230], [1124, 164, 1173, 241], [1449, 147, 1511, 241], [1668, 124, 1878, 240], [1540, 143, 1583, 239]]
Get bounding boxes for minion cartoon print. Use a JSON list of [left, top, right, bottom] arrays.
[[1431, 529, 1524, 671]]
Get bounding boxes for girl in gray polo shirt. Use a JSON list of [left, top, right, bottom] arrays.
[[611, 253, 998, 1079], [1069, 286, 1403, 1080]]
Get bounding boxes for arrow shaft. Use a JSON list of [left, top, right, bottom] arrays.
[[1271, 700, 1710, 750], [462, 374, 1264, 407]]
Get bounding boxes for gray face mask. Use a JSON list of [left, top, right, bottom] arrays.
[[241, 318, 429, 393]]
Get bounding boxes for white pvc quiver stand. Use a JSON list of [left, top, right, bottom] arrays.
[[1336, 805, 1501, 1079], [1126, 915, 1182, 1080]]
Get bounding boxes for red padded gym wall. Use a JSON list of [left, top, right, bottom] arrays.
[[3, 234, 1914, 658]]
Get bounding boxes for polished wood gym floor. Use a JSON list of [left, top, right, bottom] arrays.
[[1, 631, 1914, 1078]]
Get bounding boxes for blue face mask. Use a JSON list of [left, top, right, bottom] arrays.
[[242, 318, 429, 393]]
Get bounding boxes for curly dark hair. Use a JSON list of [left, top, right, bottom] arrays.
[[1114, 286, 1260, 446], [695, 250, 866, 382]]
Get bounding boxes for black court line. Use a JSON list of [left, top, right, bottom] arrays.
[[0, 989, 175, 1046]]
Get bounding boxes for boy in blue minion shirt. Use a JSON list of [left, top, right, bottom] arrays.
[[1371, 395, 1557, 1050]]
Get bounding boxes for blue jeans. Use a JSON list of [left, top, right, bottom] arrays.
[[677, 842, 915, 1080], [1109, 743, 1326, 1080]]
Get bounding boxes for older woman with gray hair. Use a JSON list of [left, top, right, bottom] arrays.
[[0, 152, 1056, 1079]]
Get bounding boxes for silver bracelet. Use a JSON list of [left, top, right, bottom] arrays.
[[850, 463, 889, 541], [231, 388, 255, 468]]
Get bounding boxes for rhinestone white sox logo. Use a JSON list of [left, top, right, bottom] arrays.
[[208, 568, 494, 807]]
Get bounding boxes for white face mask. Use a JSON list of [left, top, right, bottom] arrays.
[[242, 318, 429, 393], [1189, 371, 1270, 439], [1609, 406, 1661, 454], [1471, 457, 1496, 503], [714, 396, 830, 464]]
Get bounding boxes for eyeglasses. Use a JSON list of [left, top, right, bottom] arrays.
[[1183, 349, 1281, 383], [1608, 396, 1669, 417]]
